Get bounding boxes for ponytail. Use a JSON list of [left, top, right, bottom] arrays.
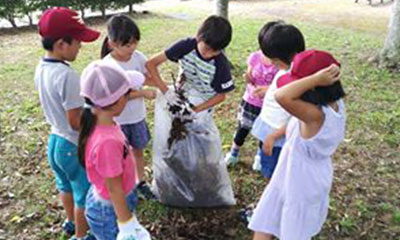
[[78, 98, 97, 168], [100, 36, 112, 59]]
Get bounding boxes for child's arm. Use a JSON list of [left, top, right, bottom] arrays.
[[106, 176, 132, 222], [275, 64, 340, 124], [128, 89, 156, 100], [263, 124, 286, 156], [145, 52, 169, 93], [66, 108, 82, 130], [192, 93, 226, 113], [253, 85, 270, 98], [244, 66, 253, 84]]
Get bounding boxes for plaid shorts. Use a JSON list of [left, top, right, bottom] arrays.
[[121, 120, 151, 149], [237, 100, 262, 129]]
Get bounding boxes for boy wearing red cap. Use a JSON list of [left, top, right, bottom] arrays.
[[34, 7, 100, 240], [249, 50, 346, 240]]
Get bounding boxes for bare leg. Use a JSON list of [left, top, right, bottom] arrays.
[[60, 192, 74, 221], [75, 207, 89, 238], [253, 232, 273, 240], [133, 148, 145, 180]]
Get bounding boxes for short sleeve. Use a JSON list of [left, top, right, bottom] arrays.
[[165, 38, 197, 62], [133, 50, 148, 74], [94, 139, 124, 178], [61, 70, 84, 111], [247, 51, 261, 68], [211, 54, 235, 93], [126, 70, 145, 89]]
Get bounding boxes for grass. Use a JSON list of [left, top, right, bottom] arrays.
[[0, 5, 399, 240]]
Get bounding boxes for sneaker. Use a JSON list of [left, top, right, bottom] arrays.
[[238, 208, 253, 226], [252, 151, 261, 171], [138, 181, 157, 200], [62, 220, 75, 236], [224, 151, 239, 166]]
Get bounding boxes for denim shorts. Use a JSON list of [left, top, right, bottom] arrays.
[[47, 134, 90, 208], [259, 143, 282, 179], [121, 120, 151, 149], [85, 187, 139, 240]]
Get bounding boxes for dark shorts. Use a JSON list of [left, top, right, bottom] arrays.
[[121, 120, 151, 149], [237, 100, 262, 130]]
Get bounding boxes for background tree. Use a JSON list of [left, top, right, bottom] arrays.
[[0, 0, 23, 28], [380, 0, 400, 70], [19, 0, 41, 26], [215, 0, 229, 19], [114, 0, 145, 14]]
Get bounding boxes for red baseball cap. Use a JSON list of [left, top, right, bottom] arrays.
[[277, 50, 340, 88], [38, 7, 100, 42]]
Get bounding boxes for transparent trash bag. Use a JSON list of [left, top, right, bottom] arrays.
[[152, 91, 236, 207]]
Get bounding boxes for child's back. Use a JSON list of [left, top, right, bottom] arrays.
[[35, 60, 82, 144]]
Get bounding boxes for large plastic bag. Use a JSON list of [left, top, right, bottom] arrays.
[[152, 91, 236, 207]]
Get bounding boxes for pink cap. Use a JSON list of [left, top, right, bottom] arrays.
[[80, 60, 144, 107]]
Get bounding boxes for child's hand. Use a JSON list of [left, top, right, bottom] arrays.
[[253, 86, 269, 98], [314, 64, 341, 86], [244, 72, 253, 84], [143, 90, 156, 100], [263, 134, 275, 156]]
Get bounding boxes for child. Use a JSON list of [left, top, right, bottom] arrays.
[[146, 16, 236, 207], [251, 22, 305, 180], [224, 22, 280, 169], [249, 50, 345, 240], [100, 14, 156, 200], [78, 61, 151, 240], [34, 7, 100, 240]]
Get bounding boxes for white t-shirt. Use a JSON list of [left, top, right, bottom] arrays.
[[259, 69, 291, 129], [103, 51, 147, 125], [34, 59, 84, 145]]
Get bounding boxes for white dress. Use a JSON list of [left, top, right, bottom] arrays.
[[248, 100, 346, 240]]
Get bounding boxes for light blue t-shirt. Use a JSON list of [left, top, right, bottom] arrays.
[[34, 59, 83, 145]]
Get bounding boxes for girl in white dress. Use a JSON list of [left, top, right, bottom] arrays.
[[249, 50, 346, 240]]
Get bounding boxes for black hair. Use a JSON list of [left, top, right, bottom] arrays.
[[196, 15, 232, 50], [101, 14, 141, 59], [258, 20, 285, 49], [301, 81, 346, 106], [41, 36, 73, 51], [260, 23, 305, 65], [78, 98, 97, 168]]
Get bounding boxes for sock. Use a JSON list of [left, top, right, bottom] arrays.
[[230, 144, 240, 157]]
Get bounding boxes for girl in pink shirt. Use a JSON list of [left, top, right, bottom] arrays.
[[224, 23, 279, 169], [78, 61, 151, 240]]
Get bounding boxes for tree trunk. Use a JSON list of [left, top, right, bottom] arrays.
[[80, 8, 85, 20], [380, 0, 400, 69], [27, 14, 33, 27], [7, 15, 17, 28], [100, 5, 106, 19], [215, 0, 229, 19], [129, 4, 133, 13]]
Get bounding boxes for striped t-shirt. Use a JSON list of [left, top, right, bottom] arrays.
[[165, 38, 234, 100]]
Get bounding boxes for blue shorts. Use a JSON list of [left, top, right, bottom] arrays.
[[47, 134, 90, 208], [121, 120, 150, 149], [259, 142, 282, 179], [85, 187, 139, 240]]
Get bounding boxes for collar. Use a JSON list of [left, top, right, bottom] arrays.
[[42, 58, 70, 66]]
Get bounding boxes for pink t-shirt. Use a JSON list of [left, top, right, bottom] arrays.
[[85, 124, 139, 200], [243, 51, 279, 107]]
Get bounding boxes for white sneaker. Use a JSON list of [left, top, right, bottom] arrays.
[[224, 151, 239, 166], [252, 154, 261, 171]]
